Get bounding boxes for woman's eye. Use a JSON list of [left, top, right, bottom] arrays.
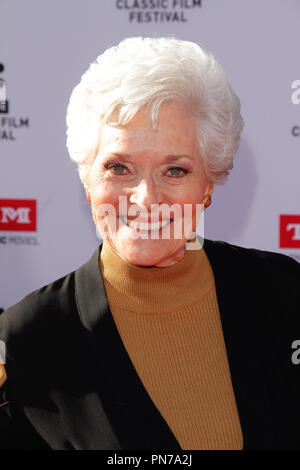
[[112, 164, 126, 174], [167, 167, 188, 177], [104, 161, 127, 174]]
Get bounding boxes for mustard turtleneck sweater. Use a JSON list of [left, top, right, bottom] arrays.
[[100, 240, 243, 450]]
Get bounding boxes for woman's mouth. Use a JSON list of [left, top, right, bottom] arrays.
[[119, 216, 172, 231]]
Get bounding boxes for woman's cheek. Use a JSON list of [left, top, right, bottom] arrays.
[[92, 186, 122, 214]]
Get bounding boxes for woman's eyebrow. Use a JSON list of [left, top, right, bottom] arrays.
[[165, 154, 194, 162], [103, 153, 194, 162], [103, 152, 130, 160]]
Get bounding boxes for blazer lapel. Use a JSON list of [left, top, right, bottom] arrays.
[[74, 243, 181, 450]]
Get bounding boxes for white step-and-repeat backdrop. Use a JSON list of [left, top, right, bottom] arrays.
[[1, 0, 299, 310]]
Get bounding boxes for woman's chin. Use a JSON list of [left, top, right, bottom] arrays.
[[108, 236, 185, 267]]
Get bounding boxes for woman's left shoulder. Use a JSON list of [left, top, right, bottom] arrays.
[[204, 238, 299, 277]]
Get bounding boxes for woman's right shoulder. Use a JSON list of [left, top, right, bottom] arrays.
[[1, 271, 75, 332], [0, 270, 79, 375]]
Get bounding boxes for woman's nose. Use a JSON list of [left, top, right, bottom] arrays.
[[129, 179, 163, 209]]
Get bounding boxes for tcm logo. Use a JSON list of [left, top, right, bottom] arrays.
[[280, 215, 300, 249], [0, 199, 37, 232]]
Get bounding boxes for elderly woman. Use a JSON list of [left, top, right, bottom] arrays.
[[0, 37, 299, 451]]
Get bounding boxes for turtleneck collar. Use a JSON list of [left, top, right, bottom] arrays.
[[99, 239, 215, 314]]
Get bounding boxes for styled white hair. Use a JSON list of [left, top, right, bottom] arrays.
[[66, 36, 244, 185]]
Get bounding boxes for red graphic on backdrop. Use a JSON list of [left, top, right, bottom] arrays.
[[280, 215, 300, 249], [0, 199, 37, 232]]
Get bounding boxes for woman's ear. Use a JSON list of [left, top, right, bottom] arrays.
[[85, 186, 91, 203], [202, 182, 215, 209], [208, 182, 215, 196], [203, 181, 215, 199]]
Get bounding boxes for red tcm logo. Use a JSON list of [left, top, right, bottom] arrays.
[[0, 199, 37, 231], [280, 215, 300, 249]]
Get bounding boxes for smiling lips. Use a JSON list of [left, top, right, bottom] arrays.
[[119, 216, 172, 231]]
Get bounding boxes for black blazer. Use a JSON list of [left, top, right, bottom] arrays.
[[0, 239, 300, 450]]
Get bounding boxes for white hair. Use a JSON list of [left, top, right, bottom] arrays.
[[66, 36, 244, 185]]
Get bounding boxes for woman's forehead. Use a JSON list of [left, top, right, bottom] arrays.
[[99, 102, 198, 155]]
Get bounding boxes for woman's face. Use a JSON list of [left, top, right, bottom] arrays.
[[87, 101, 213, 267]]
